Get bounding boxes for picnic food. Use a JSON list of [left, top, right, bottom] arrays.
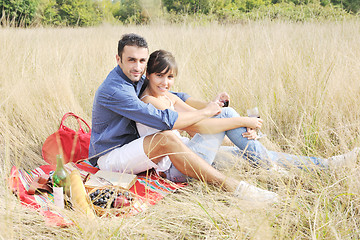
[[69, 169, 95, 219], [88, 187, 135, 216], [114, 195, 130, 208]]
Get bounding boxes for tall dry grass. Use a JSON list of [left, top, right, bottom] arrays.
[[1, 21, 360, 239]]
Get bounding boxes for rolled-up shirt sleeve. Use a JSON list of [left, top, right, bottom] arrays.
[[98, 83, 179, 131]]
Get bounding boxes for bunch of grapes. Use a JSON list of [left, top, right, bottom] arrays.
[[89, 188, 134, 209]]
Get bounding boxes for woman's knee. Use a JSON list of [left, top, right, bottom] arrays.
[[219, 107, 240, 118]]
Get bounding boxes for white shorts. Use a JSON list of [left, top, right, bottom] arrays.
[[97, 137, 157, 174]]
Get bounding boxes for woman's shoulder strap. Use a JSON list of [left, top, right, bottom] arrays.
[[140, 95, 150, 100]]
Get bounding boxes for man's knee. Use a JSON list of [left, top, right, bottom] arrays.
[[145, 130, 183, 152]]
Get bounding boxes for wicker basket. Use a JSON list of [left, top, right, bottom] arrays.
[[87, 186, 136, 217]]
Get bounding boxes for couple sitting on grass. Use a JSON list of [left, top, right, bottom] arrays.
[[88, 33, 359, 203]]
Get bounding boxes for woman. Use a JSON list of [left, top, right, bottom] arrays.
[[138, 49, 359, 181], [137, 49, 267, 177]]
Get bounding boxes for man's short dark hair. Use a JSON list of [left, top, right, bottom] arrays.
[[118, 33, 148, 60]]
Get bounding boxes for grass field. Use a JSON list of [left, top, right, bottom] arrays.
[[1, 20, 360, 239]]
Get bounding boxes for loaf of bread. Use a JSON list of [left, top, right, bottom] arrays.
[[70, 170, 95, 219]]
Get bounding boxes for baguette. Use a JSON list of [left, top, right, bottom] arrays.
[[70, 170, 95, 219]]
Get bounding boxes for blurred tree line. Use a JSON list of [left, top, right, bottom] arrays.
[[163, 0, 359, 13], [0, 0, 358, 27]]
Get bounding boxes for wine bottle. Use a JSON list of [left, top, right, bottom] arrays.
[[53, 154, 69, 209]]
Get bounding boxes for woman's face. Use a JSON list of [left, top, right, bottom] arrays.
[[146, 68, 175, 96]]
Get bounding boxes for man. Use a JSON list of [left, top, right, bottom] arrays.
[[89, 33, 278, 203]]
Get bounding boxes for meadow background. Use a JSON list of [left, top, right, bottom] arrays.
[[1, 20, 360, 239]]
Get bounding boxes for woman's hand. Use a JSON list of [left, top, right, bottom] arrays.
[[243, 117, 263, 129], [242, 128, 258, 140], [213, 92, 230, 107]]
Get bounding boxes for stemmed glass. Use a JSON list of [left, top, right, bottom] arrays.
[[247, 107, 266, 140]]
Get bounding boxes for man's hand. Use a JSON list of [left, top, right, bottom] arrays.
[[213, 92, 230, 107], [242, 128, 258, 140]]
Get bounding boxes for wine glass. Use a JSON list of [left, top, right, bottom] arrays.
[[247, 107, 266, 140]]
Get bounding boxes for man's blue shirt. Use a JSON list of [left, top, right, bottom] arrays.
[[89, 65, 190, 166]]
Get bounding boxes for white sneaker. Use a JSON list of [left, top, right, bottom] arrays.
[[328, 147, 360, 168], [234, 181, 279, 203]]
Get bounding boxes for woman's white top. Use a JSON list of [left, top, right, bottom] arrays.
[[136, 95, 190, 174]]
